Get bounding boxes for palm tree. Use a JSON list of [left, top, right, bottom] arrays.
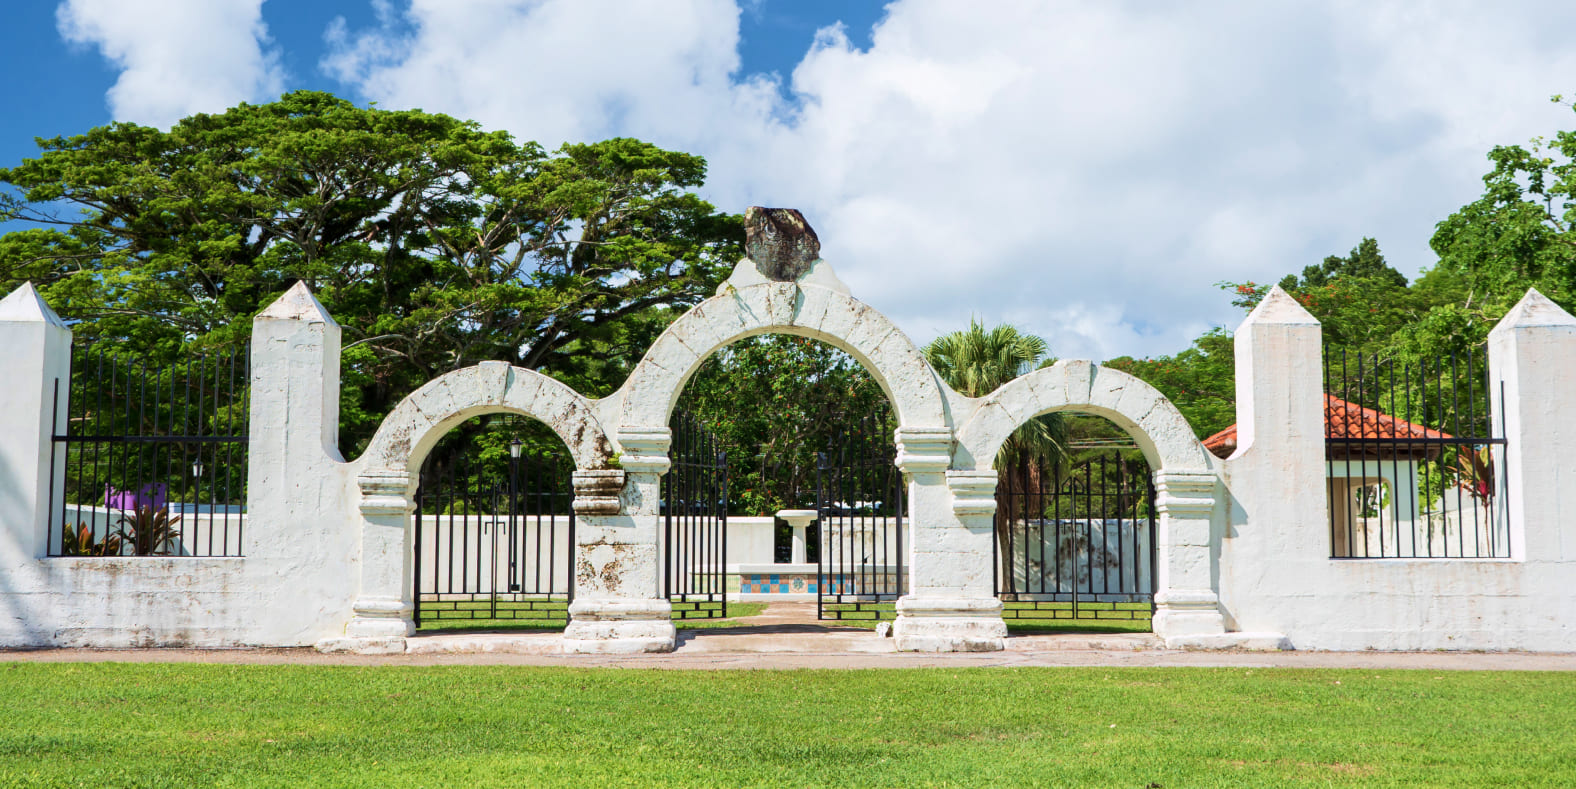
[[924, 320, 1067, 593]]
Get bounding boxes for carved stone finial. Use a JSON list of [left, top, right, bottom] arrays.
[[744, 207, 820, 282]]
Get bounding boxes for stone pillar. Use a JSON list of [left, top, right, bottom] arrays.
[[1150, 470, 1225, 638], [563, 427, 673, 653], [893, 427, 1006, 652], [0, 283, 71, 564], [1487, 289, 1576, 561], [340, 469, 416, 652], [1205, 285, 1324, 645], [248, 283, 377, 651]]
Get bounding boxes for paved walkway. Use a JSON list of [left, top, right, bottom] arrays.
[[6, 602, 1576, 671]]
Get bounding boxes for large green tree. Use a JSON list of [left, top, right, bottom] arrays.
[[676, 335, 886, 515], [0, 91, 743, 455], [1430, 97, 1576, 314]]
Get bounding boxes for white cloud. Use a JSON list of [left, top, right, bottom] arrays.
[[57, 0, 283, 128], [309, 0, 1575, 361]]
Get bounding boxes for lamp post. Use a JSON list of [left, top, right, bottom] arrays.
[[508, 438, 522, 592], [191, 458, 204, 509]]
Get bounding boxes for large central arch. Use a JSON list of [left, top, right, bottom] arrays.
[[615, 282, 950, 431]]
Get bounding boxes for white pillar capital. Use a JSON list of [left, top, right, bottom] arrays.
[[894, 426, 952, 475], [572, 469, 625, 515], [357, 469, 415, 517], [1152, 470, 1216, 519], [615, 426, 672, 475], [946, 470, 998, 517]]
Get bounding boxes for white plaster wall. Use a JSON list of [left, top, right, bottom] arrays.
[[0, 283, 363, 648], [724, 516, 775, 565], [1215, 288, 1576, 651], [999, 518, 1154, 598]]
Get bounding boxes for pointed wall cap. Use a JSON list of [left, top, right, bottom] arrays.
[[1490, 287, 1576, 336], [0, 281, 67, 327], [1242, 284, 1319, 326], [257, 281, 338, 327]]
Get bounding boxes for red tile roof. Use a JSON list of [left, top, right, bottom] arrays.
[[1202, 395, 1452, 459]]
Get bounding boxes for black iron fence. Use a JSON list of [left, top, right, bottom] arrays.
[[816, 408, 905, 621], [995, 452, 1156, 624], [1323, 346, 1509, 559], [48, 345, 249, 557], [414, 438, 574, 629], [664, 411, 728, 619]]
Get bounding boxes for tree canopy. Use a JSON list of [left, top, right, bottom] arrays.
[[675, 335, 886, 515], [0, 91, 743, 454]]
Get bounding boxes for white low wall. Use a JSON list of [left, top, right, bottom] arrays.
[[1213, 288, 1576, 651], [999, 518, 1153, 598]]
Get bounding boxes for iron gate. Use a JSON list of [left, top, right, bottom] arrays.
[[816, 408, 906, 621], [995, 452, 1155, 625], [664, 411, 728, 619], [413, 432, 574, 629]]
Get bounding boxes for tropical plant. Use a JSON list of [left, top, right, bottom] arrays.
[[1454, 446, 1497, 503], [112, 506, 182, 556], [924, 318, 1068, 474], [61, 523, 124, 557]]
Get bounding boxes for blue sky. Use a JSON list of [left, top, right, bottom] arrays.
[[1, 1, 882, 174], [4, 1, 1576, 361]]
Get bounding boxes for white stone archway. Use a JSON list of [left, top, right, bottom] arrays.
[[569, 278, 957, 653], [953, 360, 1225, 644], [340, 362, 622, 649], [326, 260, 1226, 654]]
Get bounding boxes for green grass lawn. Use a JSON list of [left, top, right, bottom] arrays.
[[820, 601, 1155, 634], [3, 663, 1573, 787], [417, 602, 768, 633], [420, 597, 1154, 635]]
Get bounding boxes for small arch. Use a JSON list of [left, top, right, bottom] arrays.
[[615, 283, 950, 431], [956, 360, 1211, 473], [360, 362, 614, 473]]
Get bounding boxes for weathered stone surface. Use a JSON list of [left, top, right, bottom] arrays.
[[956, 363, 1210, 474], [617, 283, 948, 430], [893, 596, 1006, 652], [744, 206, 820, 282], [572, 470, 626, 515]]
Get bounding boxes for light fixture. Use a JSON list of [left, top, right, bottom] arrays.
[[509, 439, 523, 459], [191, 459, 204, 478]]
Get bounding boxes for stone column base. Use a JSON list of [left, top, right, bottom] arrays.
[[563, 598, 676, 654], [316, 597, 414, 654], [893, 596, 1007, 652], [316, 636, 408, 655], [1151, 588, 1226, 642]]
